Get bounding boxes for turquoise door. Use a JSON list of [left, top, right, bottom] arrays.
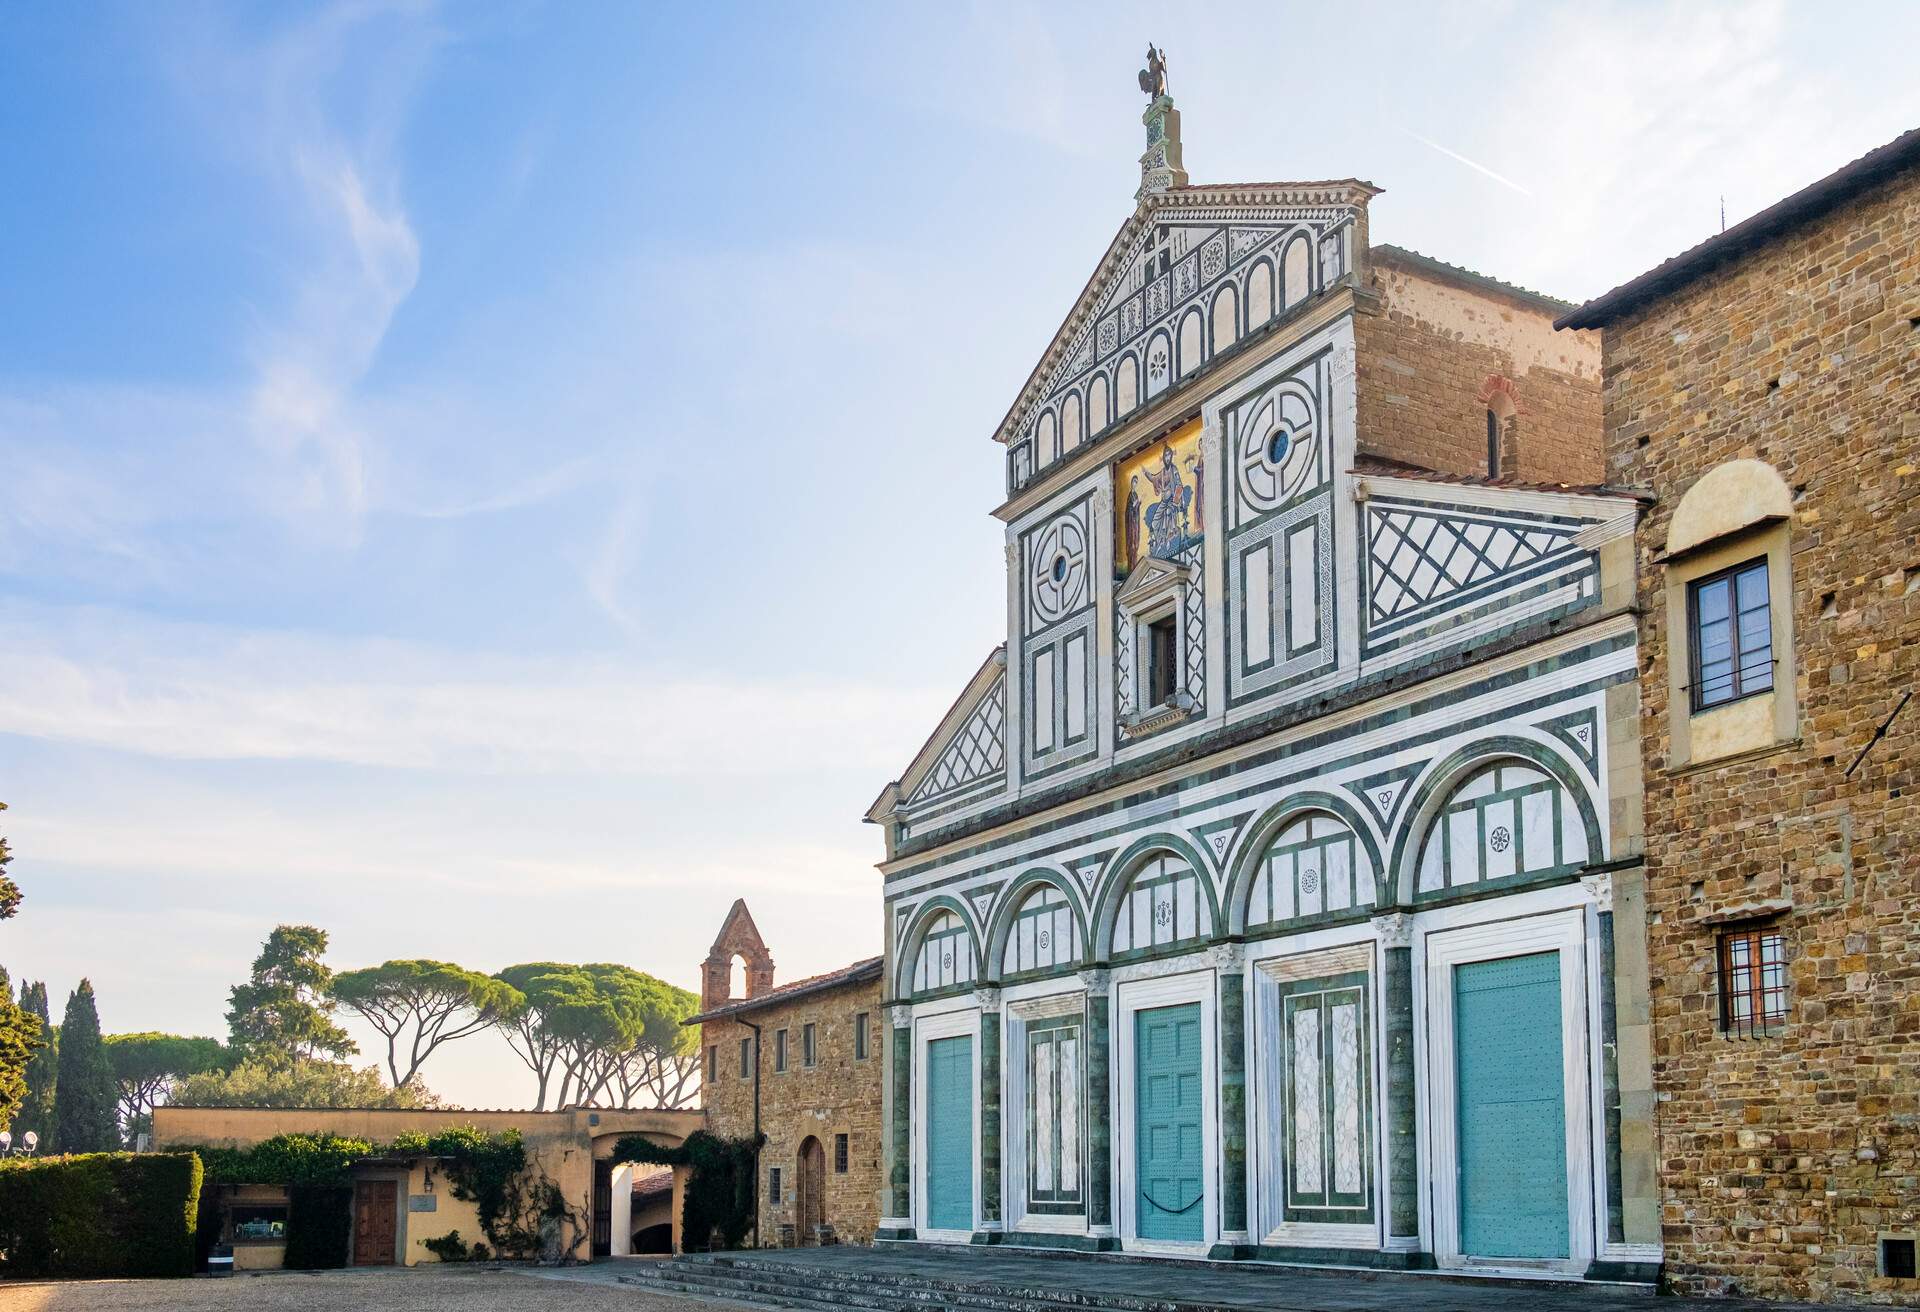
[[1454, 951, 1569, 1259], [925, 1035, 974, 1232], [1134, 1002, 1204, 1242]]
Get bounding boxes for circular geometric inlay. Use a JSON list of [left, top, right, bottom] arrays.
[[1489, 826, 1513, 853], [1154, 901, 1173, 926], [1038, 930, 1052, 951], [1267, 428, 1291, 465], [1300, 868, 1320, 895], [942, 952, 954, 970]]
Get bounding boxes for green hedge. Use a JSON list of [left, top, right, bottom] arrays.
[[284, 1183, 353, 1269], [0, 1152, 202, 1279]]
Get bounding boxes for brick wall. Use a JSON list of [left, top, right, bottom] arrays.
[[700, 976, 886, 1246], [1356, 252, 1604, 484], [1601, 166, 1920, 1303]]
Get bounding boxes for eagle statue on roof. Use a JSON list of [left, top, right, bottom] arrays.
[[1138, 45, 1167, 99]]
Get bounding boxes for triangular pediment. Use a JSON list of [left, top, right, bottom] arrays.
[[895, 647, 1009, 814], [995, 181, 1380, 479], [1115, 554, 1192, 608]]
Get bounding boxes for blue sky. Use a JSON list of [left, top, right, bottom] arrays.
[[3, 1, 1917, 1107]]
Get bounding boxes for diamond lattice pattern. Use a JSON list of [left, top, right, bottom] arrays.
[[1368, 509, 1574, 623], [910, 675, 1006, 803]]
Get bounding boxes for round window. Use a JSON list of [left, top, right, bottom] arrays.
[[1051, 554, 1069, 583], [1266, 428, 1292, 465]]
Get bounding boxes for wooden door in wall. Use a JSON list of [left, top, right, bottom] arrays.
[[352, 1180, 397, 1265], [1454, 951, 1569, 1259], [592, 1159, 613, 1257], [797, 1136, 826, 1243], [924, 1035, 975, 1232], [1135, 1002, 1204, 1243]]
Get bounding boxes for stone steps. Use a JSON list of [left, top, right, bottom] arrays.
[[619, 1255, 1191, 1312]]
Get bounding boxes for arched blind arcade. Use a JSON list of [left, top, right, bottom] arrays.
[[1415, 761, 1589, 895], [911, 910, 977, 994]]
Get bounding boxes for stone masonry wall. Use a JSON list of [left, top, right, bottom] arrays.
[[1356, 252, 1604, 484], [700, 976, 886, 1247], [1602, 166, 1920, 1303]]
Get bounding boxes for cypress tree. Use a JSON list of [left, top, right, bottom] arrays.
[[51, 979, 118, 1153], [17, 980, 57, 1142], [0, 968, 43, 1132]]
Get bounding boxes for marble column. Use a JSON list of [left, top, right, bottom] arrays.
[[881, 1003, 914, 1236], [1586, 872, 1625, 1246], [1213, 943, 1249, 1253], [1079, 968, 1114, 1241], [976, 989, 1003, 1235], [1375, 913, 1420, 1248]]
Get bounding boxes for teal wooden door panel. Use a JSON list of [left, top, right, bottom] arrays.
[[1454, 951, 1569, 1260], [1134, 1002, 1204, 1242], [925, 1035, 974, 1231]]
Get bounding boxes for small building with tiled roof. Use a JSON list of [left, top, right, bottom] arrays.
[[692, 900, 883, 1247]]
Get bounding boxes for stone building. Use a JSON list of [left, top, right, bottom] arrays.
[[153, 1105, 698, 1266], [863, 67, 1662, 1279], [693, 899, 884, 1246], [1559, 127, 1920, 1303]]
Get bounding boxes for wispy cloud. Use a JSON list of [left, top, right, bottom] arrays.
[[1402, 128, 1533, 197], [0, 601, 947, 777]]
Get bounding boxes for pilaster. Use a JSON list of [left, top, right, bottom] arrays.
[[976, 988, 1003, 1232], [1212, 944, 1249, 1246], [1079, 968, 1114, 1237], [880, 1004, 914, 1236], [1374, 913, 1419, 1243]]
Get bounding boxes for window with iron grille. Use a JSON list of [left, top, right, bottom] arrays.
[[834, 1133, 849, 1174], [802, 1022, 817, 1067], [768, 1166, 782, 1204], [1720, 927, 1788, 1037], [1689, 558, 1773, 712], [853, 1012, 869, 1061], [774, 1028, 788, 1072]]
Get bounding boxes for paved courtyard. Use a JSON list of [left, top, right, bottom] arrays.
[[0, 1252, 1836, 1312], [0, 1266, 693, 1312]]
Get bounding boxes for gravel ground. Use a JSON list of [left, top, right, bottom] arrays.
[[0, 1265, 719, 1312]]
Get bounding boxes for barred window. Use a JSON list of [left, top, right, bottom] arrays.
[[834, 1133, 849, 1174], [1720, 928, 1788, 1037], [768, 1166, 782, 1204], [1689, 559, 1773, 711]]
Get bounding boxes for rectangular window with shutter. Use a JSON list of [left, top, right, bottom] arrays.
[[1720, 927, 1788, 1037]]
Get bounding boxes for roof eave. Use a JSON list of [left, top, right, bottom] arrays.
[[1557, 125, 1920, 330]]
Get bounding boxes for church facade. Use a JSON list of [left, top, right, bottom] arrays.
[[865, 74, 1664, 1279]]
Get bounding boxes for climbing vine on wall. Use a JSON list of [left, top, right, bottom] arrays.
[[612, 1129, 763, 1252]]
